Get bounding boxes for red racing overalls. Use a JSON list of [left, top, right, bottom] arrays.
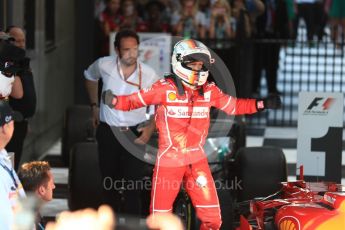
[[115, 78, 258, 229]]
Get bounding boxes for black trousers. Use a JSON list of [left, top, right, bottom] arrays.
[[96, 122, 150, 216], [253, 41, 281, 94], [6, 120, 28, 171], [294, 3, 315, 41]]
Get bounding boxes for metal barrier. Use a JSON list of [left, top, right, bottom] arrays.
[[245, 39, 345, 127]]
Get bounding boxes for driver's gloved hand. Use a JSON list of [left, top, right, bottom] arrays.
[[102, 89, 117, 108], [256, 94, 282, 111]]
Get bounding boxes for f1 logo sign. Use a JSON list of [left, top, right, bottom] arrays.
[[297, 92, 343, 183], [304, 97, 335, 115], [306, 97, 323, 110]]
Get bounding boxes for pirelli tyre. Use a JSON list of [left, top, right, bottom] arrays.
[[234, 146, 287, 202], [174, 190, 200, 230], [173, 187, 234, 230], [61, 105, 94, 165], [68, 142, 103, 210]]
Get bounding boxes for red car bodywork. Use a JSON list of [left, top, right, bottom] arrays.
[[238, 168, 345, 230]]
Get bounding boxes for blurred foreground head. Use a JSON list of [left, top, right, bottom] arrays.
[[45, 205, 184, 230], [46, 205, 115, 230]]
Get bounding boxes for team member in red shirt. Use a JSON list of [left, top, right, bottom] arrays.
[[103, 39, 281, 229]]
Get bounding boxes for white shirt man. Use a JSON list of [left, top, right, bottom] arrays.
[[84, 55, 159, 127], [84, 29, 159, 215]]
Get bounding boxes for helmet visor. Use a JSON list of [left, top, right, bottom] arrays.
[[182, 53, 211, 70]]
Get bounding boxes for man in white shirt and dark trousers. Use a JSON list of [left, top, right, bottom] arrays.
[[0, 100, 26, 230], [84, 29, 159, 216]]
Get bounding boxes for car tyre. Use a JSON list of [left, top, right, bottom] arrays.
[[61, 105, 94, 165], [68, 142, 103, 210]]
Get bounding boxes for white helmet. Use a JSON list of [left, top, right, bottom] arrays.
[[171, 39, 214, 87]]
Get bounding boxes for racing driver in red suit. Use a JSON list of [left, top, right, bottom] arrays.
[[102, 39, 281, 230]]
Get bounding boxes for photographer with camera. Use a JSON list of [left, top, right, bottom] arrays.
[[171, 0, 207, 39], [0, 31, 23, 100], [209, 0, 233, 39], [4, 26, 37, 171]]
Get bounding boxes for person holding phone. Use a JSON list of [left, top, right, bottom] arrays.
[[209, 0, 233, 39]]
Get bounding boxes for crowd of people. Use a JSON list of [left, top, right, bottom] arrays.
[[94, 0, 345, 97], [95, 0, 264, 56], [95, 0, 345, 55]]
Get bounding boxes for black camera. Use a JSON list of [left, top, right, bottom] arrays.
[[0, 36, 26, 74]]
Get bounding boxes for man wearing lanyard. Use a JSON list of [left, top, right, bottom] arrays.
[[0, 100, 25, 230], [84, 29, 159, 215]]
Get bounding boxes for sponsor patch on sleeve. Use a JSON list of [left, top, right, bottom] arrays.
[[257, 101, 264, 109]]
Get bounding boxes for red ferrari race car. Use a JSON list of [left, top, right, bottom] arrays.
[[237, 166, 345, 230]]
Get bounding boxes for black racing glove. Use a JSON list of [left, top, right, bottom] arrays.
[[102, 89, 117, 108], [256, 94, 282, 111]]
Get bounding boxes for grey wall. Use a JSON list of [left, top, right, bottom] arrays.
[[74, 0, 96, 104], [16, 0, 76, 162]]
